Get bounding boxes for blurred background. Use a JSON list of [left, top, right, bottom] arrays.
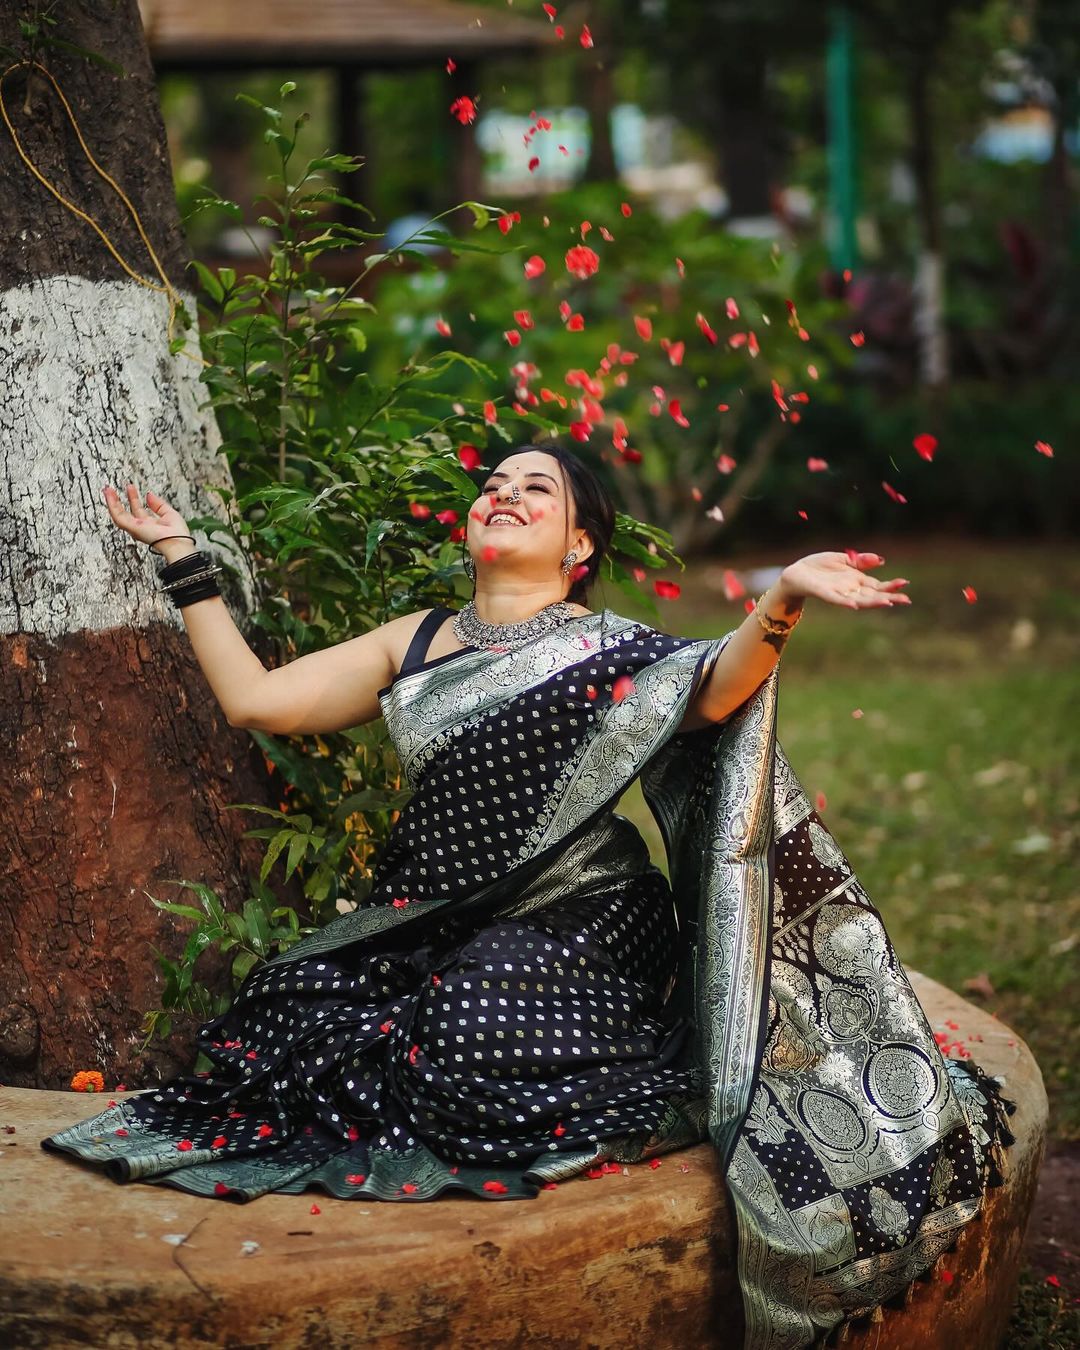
[[139, 2, 1077, 1338]]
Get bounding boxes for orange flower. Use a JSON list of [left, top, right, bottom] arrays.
[[70, 1070, 105, 1093]]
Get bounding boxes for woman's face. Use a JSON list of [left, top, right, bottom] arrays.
[[467, 449, 592, 585]]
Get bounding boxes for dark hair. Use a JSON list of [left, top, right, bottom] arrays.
[[494, 443, 616, 606]]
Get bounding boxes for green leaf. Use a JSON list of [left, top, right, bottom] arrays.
[[365, 517, 396, 566], [39, 36, 126, 75], [187, 258, 223, 302], [459, 200, 510, 230], [259, 828, 293, 884], [306, 153, 363, 173], [232, 950, 260, 984], [243, 898, 272, 955], [225, 913, 248, 942], [283, 831, 312, 881], [146, 897, 206, 924], [333, 788, 413, 821]]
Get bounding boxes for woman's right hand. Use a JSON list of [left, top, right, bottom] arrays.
[[102, 483, 195, 559]]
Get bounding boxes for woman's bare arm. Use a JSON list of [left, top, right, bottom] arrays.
[[679, 551, 911, 732], [234, 611, 428, 734], [102, 483, 423, 735]]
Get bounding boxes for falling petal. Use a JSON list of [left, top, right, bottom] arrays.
[[449, 96, 477, 125]]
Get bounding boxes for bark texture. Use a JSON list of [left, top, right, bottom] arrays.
[[0, 1, 284, 1087]]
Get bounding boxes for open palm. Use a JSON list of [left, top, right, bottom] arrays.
[[783, 551, 911, 610], [102, 483, 190, 552]]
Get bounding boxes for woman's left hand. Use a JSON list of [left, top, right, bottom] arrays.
[[779, 552, 912, 611]]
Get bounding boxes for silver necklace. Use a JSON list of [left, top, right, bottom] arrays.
[[452, 599, 582, 651]]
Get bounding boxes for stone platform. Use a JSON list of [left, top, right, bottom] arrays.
[[0, 973, 1046, 1350]]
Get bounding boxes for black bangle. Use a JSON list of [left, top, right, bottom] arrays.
[[169, 577, 222, 609], [158, 549, 210, 582]]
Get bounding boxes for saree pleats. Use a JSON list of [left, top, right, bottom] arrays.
[[40, 609, 1014, 1348]]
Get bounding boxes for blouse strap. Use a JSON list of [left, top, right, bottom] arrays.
[[399, 605, 454, 677]]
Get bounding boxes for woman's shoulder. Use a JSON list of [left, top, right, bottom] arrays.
[[380, 606, 448, 673]]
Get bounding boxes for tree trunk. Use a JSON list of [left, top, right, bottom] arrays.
[[716, 42, 774, 219], [583, 0, 617, 183], [907, 60, 949, 394], [0, 1, 278, 1090], [1042, 76, 1073, 279]]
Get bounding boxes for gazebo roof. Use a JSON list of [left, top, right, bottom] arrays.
[[137, 0, 558, 68]]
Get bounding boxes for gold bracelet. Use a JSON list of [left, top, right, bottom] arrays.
[[754, 589, 803, 637]]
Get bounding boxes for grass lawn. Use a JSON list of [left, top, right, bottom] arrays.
[[600, 535, 1080, 1140]]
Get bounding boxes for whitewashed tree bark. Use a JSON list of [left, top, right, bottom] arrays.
[[0, 1, 283, 1088]]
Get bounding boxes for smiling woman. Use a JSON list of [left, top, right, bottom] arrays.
[[463, 443, 615, 621], [46, 444, 1013, 1350]]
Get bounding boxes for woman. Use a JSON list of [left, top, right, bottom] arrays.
[[43, 445, 1013, 1349]]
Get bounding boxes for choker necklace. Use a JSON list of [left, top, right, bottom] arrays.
[[452, 599, 583, 652]]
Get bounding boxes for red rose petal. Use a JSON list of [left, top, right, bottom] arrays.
[[564, 245, 600, 280], [483, 1179, 509, 1193], [449, 96, 477, 126]]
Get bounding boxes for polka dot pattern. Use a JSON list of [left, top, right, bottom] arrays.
[[115, 863, 698, 1181]]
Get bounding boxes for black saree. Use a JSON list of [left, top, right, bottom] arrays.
[[41, 607, 1014, 1349]]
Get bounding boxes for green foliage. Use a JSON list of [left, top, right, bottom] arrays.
[[363, 180, 850, 554], [140, 86, 682, 1054]]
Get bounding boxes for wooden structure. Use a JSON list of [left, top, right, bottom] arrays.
[[137, 0, 558, 212], [0, 974, 1047, 1349]]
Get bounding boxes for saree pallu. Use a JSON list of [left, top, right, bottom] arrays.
[[41, 609, 1014, 1349]]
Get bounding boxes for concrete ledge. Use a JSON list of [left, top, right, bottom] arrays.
[[0, 973, 1046, 1349]]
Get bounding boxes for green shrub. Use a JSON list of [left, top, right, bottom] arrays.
[[140, 86, 680, 1053]]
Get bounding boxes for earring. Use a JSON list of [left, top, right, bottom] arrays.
[[560, 550, 579, 576], [463, 553, 476, 582]]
